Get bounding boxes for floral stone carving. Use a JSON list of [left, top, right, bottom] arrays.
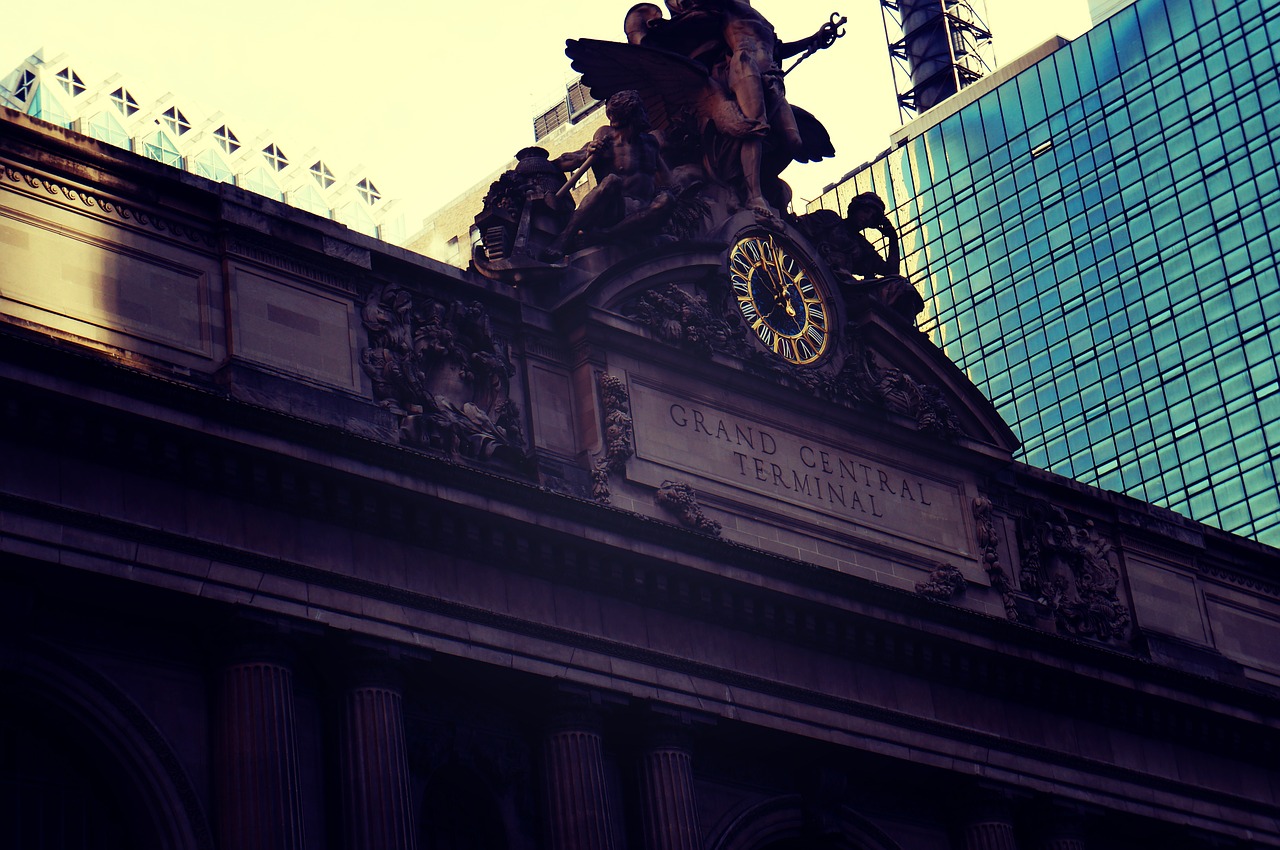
[[656, 481, 722, 536], [592, 374, 635, 503], [826, 334, 962, 438], [360, 284, 525, 465], [626, 284, 739, 356], [973, 495, 1019, 622], [624, 283, 961, 439], [1018, 501, 1131, 643], [915, 564, 966, 601]]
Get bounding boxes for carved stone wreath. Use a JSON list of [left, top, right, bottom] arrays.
[[623, 282, 961, 438], [360, 284, 526, 466]]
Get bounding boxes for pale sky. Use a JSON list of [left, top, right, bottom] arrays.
[[1, 1, 1092, 236]]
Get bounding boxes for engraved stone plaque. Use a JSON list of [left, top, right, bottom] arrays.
[[628, 379, 974, 561]]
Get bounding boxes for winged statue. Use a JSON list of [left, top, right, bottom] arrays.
[[470, 1, 846, 282], [566, 0, 842, 215]]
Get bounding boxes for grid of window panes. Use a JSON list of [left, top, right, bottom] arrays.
[[810, 0, 1280, 546], [0, 58, 405, 242]]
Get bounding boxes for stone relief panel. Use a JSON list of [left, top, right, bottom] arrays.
[[626, 378, 975, 563], [1, 173, 217, 364], [360, 284, 526, 466], [232, 268, 360, 390], [1017, 500, 1131, 643]]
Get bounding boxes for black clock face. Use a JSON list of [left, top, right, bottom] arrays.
[[729, 233, 831, 365]]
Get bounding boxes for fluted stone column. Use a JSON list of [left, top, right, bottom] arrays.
[[215, 643, 307, 850], [639, 717, 701, 850], [340, 660, 417, 850], [958, 795, 1019, 850], [543, 695, 617, 850]]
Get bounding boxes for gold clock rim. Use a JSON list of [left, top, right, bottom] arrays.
[[729, 232, 831, 366]]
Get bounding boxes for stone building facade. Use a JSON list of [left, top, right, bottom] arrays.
[[1, 107, 1278, 850]]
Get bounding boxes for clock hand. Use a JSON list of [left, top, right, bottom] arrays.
[[749, 247, 781, 303], [768, 260, 797, 318], [777, 279, 797, 317], [760, 240, 798, 318]]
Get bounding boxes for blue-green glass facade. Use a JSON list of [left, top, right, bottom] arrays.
[[812, 0, 1280, 545]]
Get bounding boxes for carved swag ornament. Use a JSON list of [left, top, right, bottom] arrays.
[[914, 563, 966, 601], [360, 284, 526, 465], [1018, 501, 1131, 643], [624, 284, 961, 439], [972, 495, 1019, 622], [656, 480, 722, 536]]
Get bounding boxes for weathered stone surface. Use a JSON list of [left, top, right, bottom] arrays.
[[628, 380, 975, 564], [1, 103, 1278, 850]]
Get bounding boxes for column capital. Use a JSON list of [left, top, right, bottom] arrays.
[[545, 685, 613, 734], [1031, 798, 1096, 850], [337, 644, 408, 691], [217, 612, 302, 667], [640, 705, 701, 751], [955, 784, 1023, 850]]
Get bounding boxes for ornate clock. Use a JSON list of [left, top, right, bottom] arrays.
[[729, 232, 832, 365]]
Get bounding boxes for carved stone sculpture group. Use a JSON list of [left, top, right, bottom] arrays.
[[472, 2, 861, 277]]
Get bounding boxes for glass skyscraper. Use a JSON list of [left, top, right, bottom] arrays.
[[812, 0, 1280, 546]]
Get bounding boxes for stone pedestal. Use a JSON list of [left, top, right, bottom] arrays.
[[340, 666, 417, 850], [215, 652, 307, 850], [543, 696, 616, 850]]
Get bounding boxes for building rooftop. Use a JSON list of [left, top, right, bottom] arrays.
[[0, 48, 405, 244]]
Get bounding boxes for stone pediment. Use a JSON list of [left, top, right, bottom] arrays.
[[526, 214, 1023, 591], [549, 213, 1019, 456]]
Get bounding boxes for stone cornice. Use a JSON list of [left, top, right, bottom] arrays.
[[224, 234, 362, 295], [0, 323, 1272, 672], [3, 490, 1279, 812], [2, 331, 1278, 779], [1198, 561, 1280, 598], [1, 159, 217, 249]]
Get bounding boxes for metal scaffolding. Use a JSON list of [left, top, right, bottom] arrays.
[[881, 0, 995, 122]]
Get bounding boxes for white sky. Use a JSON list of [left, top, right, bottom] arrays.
[[1, 1, 1092, 235]]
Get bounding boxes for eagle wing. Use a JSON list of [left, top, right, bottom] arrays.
[[565, 39, 835, 163], [791, 105, 835, 163], [565, 39, 716, 135]]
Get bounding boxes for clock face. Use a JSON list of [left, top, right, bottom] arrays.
[[729, 233, 831, 365]]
